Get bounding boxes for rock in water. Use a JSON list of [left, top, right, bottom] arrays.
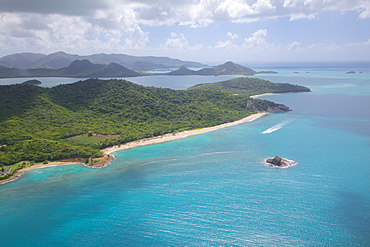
[[266, 156, 297, 167]]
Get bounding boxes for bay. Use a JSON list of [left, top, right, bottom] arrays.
[[0, 62, 369, 246]]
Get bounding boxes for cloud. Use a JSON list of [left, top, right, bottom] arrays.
[[288, 41, 301, 50], [215, 32, 239, 49], [0, 0, 109, 16], [124, 25, 149, 49], [0, 1, 369, 27], [165, 33, 189, 49], [0, 0, 369, 60], [243, 29, 272, 49]]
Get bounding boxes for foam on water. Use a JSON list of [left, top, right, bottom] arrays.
[[263, 158, 298, 169], [261, 119, 294, 134]]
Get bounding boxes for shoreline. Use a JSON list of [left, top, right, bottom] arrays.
[[1, 112, 266, 185], [103, 112, 267, 155], [250, 93, 274, 98]]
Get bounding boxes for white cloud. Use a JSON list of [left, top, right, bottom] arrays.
[[243, 29, 272, 49], [227, 32, 239, 40], [0, 0, 369, 60], [289, 13, 317, 21], [215, 32, 239, 49], [165, 33, 189, 49], [288, 41, 301, 50], [124, 25, 149, 49]]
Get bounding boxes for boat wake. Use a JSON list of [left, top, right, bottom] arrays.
[[262, 119, 293, 134]]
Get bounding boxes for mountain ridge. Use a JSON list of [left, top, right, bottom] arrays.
[[0, 51, 207, 70], [168, 61, 256, 76], [0, 59, 141, 78]]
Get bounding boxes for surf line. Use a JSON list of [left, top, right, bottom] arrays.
[[262, 119, 294, 134]]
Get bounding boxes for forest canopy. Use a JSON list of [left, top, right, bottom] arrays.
[[0, 78, 308, 169]]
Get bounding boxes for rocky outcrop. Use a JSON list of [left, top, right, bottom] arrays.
[[266, 104, 291, 113], [266, 156, 297, 168], [247, 99, 291, 113]]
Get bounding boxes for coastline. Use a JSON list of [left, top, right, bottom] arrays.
[[103, 112, 267, 155], [250, 93, 274, 98], [1, 112, 266, 185]]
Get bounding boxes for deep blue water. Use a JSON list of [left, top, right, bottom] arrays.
[[0, 63, 369, 246]]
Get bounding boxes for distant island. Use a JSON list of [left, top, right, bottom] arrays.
[[0, 51, 206, 71], [188, 77, 311, 96], [22, 79, 42, 85], [0, 59, 141, 78], [0, 59, 272, 79], [168, 61, 256, 76], [168, 62, 277, 76], [0, 77, 310, 182], [0, 52, 277, 78]]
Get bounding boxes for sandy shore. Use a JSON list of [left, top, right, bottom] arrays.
[[250, 93, 274, 98], [0, 162, 80, 185], [1, 112, 266, 185], [103, 112, 267, 155]]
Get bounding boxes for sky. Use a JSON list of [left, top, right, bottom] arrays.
[[0, 0, 369, 63]]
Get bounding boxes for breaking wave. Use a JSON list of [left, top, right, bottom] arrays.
[[262, 119, 294, 134]]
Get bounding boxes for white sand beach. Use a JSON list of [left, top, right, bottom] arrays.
[[1, 112, 267, 184]]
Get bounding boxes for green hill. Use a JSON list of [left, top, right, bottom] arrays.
[[168, 61, 256, 76], [207, 61, 256, 75], [0, 51, 207, 70], [188, 77, 311, 96], [0, 78, 289, 169], [0, 60, 141, 78], [167, 66, 197, 75]]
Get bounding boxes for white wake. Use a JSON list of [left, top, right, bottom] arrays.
[[262, 119, 293, 134]]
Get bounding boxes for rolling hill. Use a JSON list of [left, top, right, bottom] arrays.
[[168, 61, 256, 75], [0, 78, 301, 170], [0, 51, 207, 71], [188, 77, 311, 96], [0, 59, 141, 78]]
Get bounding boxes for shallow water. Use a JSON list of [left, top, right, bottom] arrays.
[[0, 62, 369, 246]]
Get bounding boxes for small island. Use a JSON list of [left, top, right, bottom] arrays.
[[255, 71, 278, 74], [265, 156, 297, 168], [22, 79, 42, 85]]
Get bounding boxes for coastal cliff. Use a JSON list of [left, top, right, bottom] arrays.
[[247, 100, 291, 113]]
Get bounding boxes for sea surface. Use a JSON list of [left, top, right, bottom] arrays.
[[0, 62, 369, 246]]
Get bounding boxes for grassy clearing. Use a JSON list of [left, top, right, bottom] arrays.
[[0, 161, 36, 180], [65, 134, 120, 145]]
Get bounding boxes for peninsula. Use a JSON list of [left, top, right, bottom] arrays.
[[0, 77, 309, 183]]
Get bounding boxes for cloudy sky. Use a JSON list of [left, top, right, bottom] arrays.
[[0, 0, 369, 63]]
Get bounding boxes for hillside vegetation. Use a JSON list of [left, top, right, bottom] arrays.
[[0, 51, 206, 70], [168, 61, 256, 76], [0, 59, 141, 78], [0, 77, 309, 177], [188, 77, 311, 96], [0, 78, 282, 169]]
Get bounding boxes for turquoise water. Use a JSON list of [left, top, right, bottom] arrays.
[[0, 63, 369, 246]]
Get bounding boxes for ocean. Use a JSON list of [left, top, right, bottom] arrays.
[[0, 62, 369, 246]]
